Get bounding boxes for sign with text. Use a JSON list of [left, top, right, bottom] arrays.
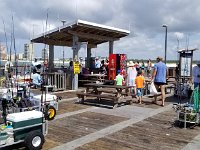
[[73, 61, 80, 74]]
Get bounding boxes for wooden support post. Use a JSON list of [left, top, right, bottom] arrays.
[[87, 47, 91, 68], [72, 35, 79, 90], [109, 41, 114, 54], [49, 45, 54, 72]]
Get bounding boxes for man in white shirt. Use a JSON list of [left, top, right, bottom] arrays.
[[192, 61, 200, 89]]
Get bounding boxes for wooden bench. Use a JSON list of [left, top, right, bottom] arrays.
[[97, 88, 118, 95], [79, 80, 97, 83], [79, 80, 97, 86], [76, 92, 119, 108]]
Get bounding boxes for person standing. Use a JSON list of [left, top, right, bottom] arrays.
[[136, 61, 141, 72], [115, 70, 124, 86], [192, 61, 200, 89], [151, 56, 167, 106], [95, 57, 101, 69], [147, 59, 152, 77], [135, 70, 145, 104], [127, 61, 137, 95], [31, 68, 42, 88]]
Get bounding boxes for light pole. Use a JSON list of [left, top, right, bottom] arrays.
[[61, 20, 66, 67], [162, 24, 167, 64]]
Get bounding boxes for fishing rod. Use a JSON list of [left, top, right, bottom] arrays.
[[12, 15, 17, 79], [2, 18, 9, 57], [2, 18, 9, 87], [40, 8, 49, 121], [8, 20, 13, 88], [29, 24, 35, 98], [11, 14, 18, 99]]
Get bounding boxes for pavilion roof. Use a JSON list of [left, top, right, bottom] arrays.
[[31, 19, 130, 48]]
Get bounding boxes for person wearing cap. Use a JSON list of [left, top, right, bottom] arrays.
[[151, 56, 168, 106], [192, 61, 200, 89], [115, 70, 124, 86], [127, 61, 137, 95]]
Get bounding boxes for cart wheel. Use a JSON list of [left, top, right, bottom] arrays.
[[25, 131, 44, 150], [46, 106, 56, 120]]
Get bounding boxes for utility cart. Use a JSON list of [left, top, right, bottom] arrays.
[[173, 87, 200, 128], [0, 110, 47, 150], [31, 94, 59, 120], [0, 84, 60, 121]]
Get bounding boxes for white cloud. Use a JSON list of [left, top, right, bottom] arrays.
[[0, 0, 200, 60]]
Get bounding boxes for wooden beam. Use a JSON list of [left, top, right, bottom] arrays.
[[68, 30, 119, 42], [32, 38, 97, 48]]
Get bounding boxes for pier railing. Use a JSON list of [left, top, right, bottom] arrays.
[[42, 72, 68, 91]]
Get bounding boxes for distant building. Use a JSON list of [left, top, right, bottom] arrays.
[[42, 48, 49, 60], [0, 44, 7, 60], [17, 53, 24, 60], [24, 43, 34, 60]]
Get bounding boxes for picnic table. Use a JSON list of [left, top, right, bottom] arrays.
[[83, 74, 106, 82], [79, 74, 107, 85], [76, 83, 134, 108]]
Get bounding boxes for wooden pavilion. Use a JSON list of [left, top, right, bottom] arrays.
[[31, 19, 130, 90]]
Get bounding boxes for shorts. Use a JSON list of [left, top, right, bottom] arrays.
[[136, 88, 143, 97], [129, 79, 136, 86], [154, 82, 166, 86]]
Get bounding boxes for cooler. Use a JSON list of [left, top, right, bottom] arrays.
[[6, 111, 43, 141], [32, 94, 58, 110]]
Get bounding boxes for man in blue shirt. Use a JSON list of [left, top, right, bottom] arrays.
[[151, 56, 167, 106], [32, 69, 41, 88]]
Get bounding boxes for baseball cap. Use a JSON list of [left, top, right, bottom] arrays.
[[156, 56, 163, 61]]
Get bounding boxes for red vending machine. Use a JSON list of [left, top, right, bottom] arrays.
[[108, 54, 127, 81]]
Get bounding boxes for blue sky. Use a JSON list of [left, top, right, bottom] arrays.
[[0, 0, 200, 60]]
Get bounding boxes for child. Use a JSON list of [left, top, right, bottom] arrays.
[[115, 70, 124, 86], [135, 70, 145, 104]]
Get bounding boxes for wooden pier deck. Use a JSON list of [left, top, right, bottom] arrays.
[[2, 89, 200, 150]]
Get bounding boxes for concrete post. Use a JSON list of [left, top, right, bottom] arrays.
[[48, 45, 54, 72], [109, 41, 114, 54], [72, 35, 79, 90], [87, 47, 91, 68]]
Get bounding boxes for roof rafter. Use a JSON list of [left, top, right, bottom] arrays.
[[68, 30, 119, 42]]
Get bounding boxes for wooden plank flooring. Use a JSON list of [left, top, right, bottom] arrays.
[[1, 92, 200, 150], [44, 112, 127, 149], [76, 110, 200, 150], [57, 100, 91, 115]]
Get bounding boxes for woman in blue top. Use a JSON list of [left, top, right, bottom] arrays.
[[151, 56, 167, 106]]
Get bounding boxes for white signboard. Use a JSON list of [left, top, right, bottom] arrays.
[[180, 57, 191, 77]]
